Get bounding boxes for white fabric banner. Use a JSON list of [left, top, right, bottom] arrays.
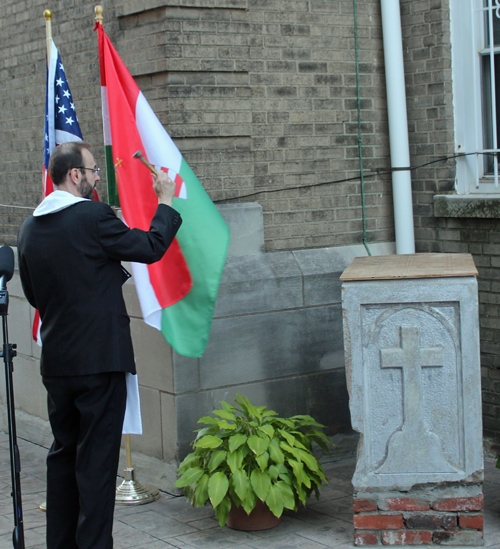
[[122, 372, 142, 435]]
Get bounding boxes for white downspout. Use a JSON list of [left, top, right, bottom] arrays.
[[380, 0, 416, 254]]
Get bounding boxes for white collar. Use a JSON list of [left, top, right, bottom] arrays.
[[33, 190, 89, 217]]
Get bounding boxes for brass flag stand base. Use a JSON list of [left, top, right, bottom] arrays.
[[40, 435, 160, 511], [115, 435, 160, 506]]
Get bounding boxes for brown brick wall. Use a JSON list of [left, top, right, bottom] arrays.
[[0, 0, 109, 245], [353, 490, 484, 546], [400, 0, 456, 254], [0, 0, 394, 251], [117, 0, 395, 251]]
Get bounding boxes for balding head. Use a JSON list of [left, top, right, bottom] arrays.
[[48, 142, 91, 187]]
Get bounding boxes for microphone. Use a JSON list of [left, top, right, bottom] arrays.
[[0, 246, 14, 291]]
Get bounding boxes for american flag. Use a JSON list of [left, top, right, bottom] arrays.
[[43, 39, 84, 196], [35, 40, 96, 345]]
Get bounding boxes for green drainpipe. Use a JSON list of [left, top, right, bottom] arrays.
[[353, 0, 371, 256]]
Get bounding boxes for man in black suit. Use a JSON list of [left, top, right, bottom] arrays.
[[17, 141, 181, 549]]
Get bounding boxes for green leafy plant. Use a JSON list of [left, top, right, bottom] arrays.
[[175, 394, 333, 527]]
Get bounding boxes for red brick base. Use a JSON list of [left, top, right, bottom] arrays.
[[353, 487, 484, 546]]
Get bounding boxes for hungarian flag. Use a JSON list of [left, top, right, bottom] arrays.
[[35, 39, 97, 344], [97, 23, 230, 358]]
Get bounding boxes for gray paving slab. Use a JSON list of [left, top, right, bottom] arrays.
[[0, 432, 499, 548], [246, 532, 332, 549]]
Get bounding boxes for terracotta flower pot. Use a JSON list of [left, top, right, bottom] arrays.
[[226, 499, 282, 531]]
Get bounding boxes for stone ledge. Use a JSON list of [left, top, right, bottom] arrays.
[[434, 194, 500, 218], [115, 0, 248, 18]]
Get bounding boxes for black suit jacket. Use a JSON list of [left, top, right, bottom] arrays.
[[18, 200, 181, 377]]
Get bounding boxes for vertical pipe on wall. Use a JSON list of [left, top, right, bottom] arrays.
[[353, 0, 372, 256], [380, 0, 415, 254]]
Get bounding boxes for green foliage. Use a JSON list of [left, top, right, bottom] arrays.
[[175, 394, 334, 527]]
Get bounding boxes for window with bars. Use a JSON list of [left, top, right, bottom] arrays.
[[451, 0, 500, 193]]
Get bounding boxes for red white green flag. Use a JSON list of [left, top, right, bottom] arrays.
[[97, 23, 230, 358]]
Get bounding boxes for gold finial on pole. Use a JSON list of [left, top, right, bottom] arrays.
[[44, 9, 53, 66], [95, 5, 104, 24]]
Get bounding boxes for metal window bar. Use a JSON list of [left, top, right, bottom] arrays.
[[487, 0, 499, 187], [472, 0, 481, 191]]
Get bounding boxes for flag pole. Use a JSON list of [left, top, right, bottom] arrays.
[[39, 9, 53, 515], [44, 9, 53, 65], [95, 3, 159, 506]]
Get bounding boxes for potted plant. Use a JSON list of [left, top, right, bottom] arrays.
[[175, 394, 333, 529]]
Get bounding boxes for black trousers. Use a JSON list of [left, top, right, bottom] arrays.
[[42, 372, 127, 549]]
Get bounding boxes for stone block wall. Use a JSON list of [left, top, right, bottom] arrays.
[[2, 202, 388, 491]]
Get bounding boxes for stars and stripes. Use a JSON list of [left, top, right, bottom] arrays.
[[43, 40, 83, 197], [36, 40, 89, 346]]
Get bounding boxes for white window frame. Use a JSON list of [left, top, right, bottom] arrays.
[[451, 0, 500, 194]]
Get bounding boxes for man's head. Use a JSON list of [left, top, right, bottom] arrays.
[[48, 142, 100, 199]]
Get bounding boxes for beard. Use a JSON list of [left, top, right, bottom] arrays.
[[78, 172, 95, 199]]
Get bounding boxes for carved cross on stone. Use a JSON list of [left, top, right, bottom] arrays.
[[376, 325, 456, 474], [380, 326, 443, 432]]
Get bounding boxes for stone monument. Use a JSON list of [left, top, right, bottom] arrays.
[[341, 254, 484, 546]]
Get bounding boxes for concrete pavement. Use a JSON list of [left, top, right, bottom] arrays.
[[0, 432, 499, 548]]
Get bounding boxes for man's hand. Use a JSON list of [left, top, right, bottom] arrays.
[[153, 170, 177, 207]]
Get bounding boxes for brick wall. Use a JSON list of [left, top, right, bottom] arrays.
[[115, 0, 396, 251], [0, 0, 108, 246], [400, 0, 456, 241], [353, 489, 484, 546], [0, 0, 394, 252]]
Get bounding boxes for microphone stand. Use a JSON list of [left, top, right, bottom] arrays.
[[0, 274, 25, 549]]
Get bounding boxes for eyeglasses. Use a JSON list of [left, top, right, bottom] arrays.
[[75, 167, 100, 175]]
